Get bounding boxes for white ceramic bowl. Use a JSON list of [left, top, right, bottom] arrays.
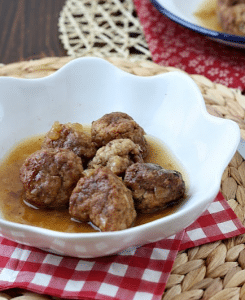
[[151, 0, 245, 48], [0, 57, 240, 258]]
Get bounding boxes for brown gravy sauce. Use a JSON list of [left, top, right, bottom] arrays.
[[0, 129, 187, 233], [194, 0, 223, 32]]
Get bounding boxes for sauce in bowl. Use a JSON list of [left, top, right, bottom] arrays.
[[194, 0, 223, 32], [0, 131, 187, 233]]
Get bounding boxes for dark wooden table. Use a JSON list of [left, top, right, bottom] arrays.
[[0, 0, 67, 64]]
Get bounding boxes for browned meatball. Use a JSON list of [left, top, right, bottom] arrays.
[[124, 163, 185, 213], [91, 112, 148, 158], [20, 148, 83, 209], [217, 0, 245, 35], [69, 167, 137, 231], [88, 138, 144, 176], [218, 0, 245, 5], [42, 121, 97, 162]]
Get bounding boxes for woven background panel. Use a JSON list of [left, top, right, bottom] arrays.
[[1, 56, 245, 299], [58, 0, 152, 61]]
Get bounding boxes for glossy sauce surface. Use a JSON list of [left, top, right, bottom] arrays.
[[194, 0, 223, 32], [0, 131, 187, 233]]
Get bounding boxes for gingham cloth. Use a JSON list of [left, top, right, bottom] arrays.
[[133, 0, 245, 90], [0, 192, 245, 300]]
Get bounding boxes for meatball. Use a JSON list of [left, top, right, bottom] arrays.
[[217, 0, 245, 35], [91, 112, 148, 158], [20, 148, 83, 209], [124, 163, 185, 213], [42, 121, 97, 162], [69, 167, 137, 231], [88, 138, 144, 176]]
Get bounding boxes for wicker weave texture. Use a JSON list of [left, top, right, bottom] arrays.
[[58, 0, 152, 61]]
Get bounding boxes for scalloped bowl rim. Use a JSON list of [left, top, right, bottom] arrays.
[[0, 57, 240, 257]]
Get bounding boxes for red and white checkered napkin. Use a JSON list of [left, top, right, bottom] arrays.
[[0, 192, 245, 300], [133, 0, 245, 90]]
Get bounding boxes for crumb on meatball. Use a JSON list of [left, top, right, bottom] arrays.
[[42, 121, 97, 162], [217, 0, 245, 35], [124, 163, 185, 213], [91, 112, 148, 158], [20, 148, 83, 209], [69, 167, 137, 231], [88, 138, 144, 175]]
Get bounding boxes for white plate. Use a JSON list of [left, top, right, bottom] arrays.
[[151, 0, 245, 48], [0, 57, 240, 258]]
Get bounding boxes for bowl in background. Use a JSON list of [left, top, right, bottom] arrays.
[[151, 0, 245, 48]]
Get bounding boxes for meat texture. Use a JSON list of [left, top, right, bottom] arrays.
[[91, 112, 148, 158], [69, 167, 137, 231], [217, 0, 245, 35], [124, 163, 185, 213], [20, 148, 83, 209], [88, 138, 144, 175], [42, 121, 97, 163]]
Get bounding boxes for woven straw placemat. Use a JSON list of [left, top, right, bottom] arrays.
[[58, 0, 152, 61], [1, 56, 245, 300]]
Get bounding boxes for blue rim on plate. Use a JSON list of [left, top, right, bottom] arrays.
[[150, 0, 245, 48]]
